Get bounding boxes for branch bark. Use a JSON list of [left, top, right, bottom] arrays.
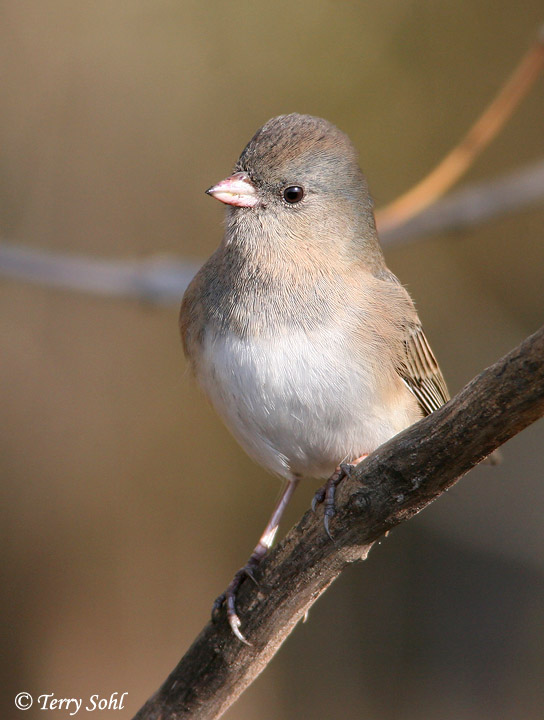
[[133, 325, 544, 720]]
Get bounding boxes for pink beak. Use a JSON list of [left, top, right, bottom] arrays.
[[205, 171, 259, 208]]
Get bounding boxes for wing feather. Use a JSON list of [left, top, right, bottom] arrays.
[[399, 325, 450, 416]]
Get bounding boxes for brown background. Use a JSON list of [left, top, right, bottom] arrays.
[[1, 2, 543, 719]]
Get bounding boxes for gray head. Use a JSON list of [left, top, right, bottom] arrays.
[[206, 114, 382, 264]]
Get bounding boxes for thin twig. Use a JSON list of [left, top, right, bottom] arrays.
[[0, 244, 202, 304], [2, 30, 542, 302], [376, 27, 544, 233], [133, 325, 544, 720], [379, 156, 544, 247], [1, 158, 543, 303]]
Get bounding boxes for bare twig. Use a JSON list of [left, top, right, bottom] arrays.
[[379, 157, 544, 247], [1, 158, 543, 303], [2, 30, 542, 302], [0, 244, 201, 304], [376, 28, 544, 233], [133, 325, 544, 720]]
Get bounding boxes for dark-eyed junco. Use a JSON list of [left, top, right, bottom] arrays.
[[180, 113, 450, 642]]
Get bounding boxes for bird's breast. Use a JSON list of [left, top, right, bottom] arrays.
[[195, 320, 418, 480]]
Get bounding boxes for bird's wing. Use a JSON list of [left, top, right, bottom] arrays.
[[372, 267, 450, 416], [398, 323, 450, 416]]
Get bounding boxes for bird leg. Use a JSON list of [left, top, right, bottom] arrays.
[[312, 455, 369, 539], [213, 478, 299, 644]]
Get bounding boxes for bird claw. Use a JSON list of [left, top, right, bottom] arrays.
[[339, 462, 356, 478], [227, 610, 251, 645], [312, 462, 358, 539], [244, 566, 259, 586], [212, 561, 261, 643], [311, 486, 326, 512], [211, 592, 226, 621], [323, 508, 335, 541]]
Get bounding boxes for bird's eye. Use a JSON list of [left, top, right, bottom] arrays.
[[282, 186, 304, 204]]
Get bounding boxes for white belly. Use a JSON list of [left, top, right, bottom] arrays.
[[197, 325, 417, 480]]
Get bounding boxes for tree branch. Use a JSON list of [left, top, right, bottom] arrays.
[[133, 325, 544, 720], [376, 27, 544, 232], [379, 157, 544, 248], [1, 158, 543, 303]]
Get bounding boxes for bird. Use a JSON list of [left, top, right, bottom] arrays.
[[179, 113, 451, 642]]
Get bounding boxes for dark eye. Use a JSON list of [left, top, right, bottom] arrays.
[[282, 186, 304, 204]]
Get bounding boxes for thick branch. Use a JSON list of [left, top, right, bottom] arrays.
[[134, 325, 544, 720]]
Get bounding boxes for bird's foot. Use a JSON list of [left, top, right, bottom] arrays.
[[312, 456, 368, 539], [213, 480, 299, 643], [212, 551, 264, 645]]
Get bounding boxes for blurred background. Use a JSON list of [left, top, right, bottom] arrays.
[[1, 2, 543, 719]]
